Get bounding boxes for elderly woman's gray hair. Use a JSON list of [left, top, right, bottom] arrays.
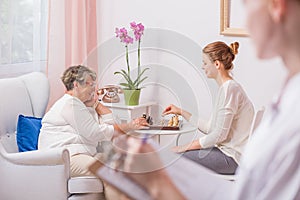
[[61, 65, 97, 91]]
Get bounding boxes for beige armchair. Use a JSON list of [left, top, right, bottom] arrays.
[[0, 72, 104, 200]]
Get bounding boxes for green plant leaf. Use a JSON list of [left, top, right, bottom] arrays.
[[114, 70, 136, 89], [133, 67, 149, 86], [119, 83, 131, 89], [135, 76, 148, 88]]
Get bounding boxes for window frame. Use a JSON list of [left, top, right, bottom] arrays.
[[0, 0, 48, 77]]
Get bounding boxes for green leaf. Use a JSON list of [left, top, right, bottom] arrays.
[[115, 70, 136, 89], [135, 76, 148, 88], [133, 67, 149, 86], [119, 83, 131, 89], [115, 65, 149, 90]]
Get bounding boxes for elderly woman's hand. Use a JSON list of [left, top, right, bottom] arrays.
[[128, 117, 149, 130], [113, 117, 148, 135], [95, 102, 112, 115], [84, 95, 97, 107]]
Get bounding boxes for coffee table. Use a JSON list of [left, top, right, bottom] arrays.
[[133, 122, 197, 145]]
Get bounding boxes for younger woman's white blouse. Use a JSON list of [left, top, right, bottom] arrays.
[[190, 80, 254, 163]]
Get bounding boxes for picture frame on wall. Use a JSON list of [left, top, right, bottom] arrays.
[[220, 0, 248, 37]]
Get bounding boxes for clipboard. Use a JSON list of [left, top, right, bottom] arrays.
[[89, 161, 152, 200], [89, 143, 235, 200]]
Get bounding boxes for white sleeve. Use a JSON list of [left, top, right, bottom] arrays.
[[199, 86, 239, 148], [61, 98, 114, 142], [86, 106, 99, 121], [86, 106, 115, 125], [188, 115, 211, 134], [100, 113, 115, 125], [199, 108, 234, 148]]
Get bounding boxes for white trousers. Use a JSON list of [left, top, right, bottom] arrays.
[[70, 153, 127, 200]]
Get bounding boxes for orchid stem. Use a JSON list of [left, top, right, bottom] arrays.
[[126, 45, 130, 78], [137, 39, 141, 87]]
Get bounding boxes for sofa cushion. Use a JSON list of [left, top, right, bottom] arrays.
[[17, 115, 42, 152], [68, 176, 104, 193]]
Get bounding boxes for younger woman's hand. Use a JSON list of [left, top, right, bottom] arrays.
[[172, 145, 188, 153], [162, 104, 182, 116]]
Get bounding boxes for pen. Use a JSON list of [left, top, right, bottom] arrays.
[[142, 134, 149, 144]]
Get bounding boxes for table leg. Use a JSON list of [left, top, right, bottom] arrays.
[[157, 135, 161, 144], [176, 133, 182, 146]]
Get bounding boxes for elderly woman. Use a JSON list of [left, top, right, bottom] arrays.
[[38, 65, 147, 199]]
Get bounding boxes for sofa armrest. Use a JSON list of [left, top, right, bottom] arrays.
[[0, 145, 70, 166], [0, 146, 71, 200]]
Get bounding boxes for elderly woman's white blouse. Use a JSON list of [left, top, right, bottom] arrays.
[[38, 94, 114, 156]]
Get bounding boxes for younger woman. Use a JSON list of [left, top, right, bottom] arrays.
[[163, 41, 254, 175]]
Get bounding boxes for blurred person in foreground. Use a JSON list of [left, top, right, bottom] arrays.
[[122, 0, 300, 199]]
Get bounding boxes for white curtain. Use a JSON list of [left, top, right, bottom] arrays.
[[0, 0, 48, 78]]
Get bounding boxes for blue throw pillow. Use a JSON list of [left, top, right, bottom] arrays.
[[17, 115, 42, 152]]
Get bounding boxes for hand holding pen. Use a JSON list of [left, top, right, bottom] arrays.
[[129, 117, 149, 130], [142, 134, 149, 144]]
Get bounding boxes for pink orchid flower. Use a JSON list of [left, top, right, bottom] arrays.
[[115, 27, 134, 45], [114, 22, 149, 90], [130, 22, 144, 41]]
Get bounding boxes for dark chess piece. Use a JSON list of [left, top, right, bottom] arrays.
[[146, 116, 153, 125]]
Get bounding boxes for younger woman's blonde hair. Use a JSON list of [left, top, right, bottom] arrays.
[[203, 41, 239, 70]]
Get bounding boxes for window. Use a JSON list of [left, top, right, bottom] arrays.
[[0, 0, 48, 77]]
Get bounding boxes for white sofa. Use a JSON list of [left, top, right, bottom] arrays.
[[0, 72, 104, 200]]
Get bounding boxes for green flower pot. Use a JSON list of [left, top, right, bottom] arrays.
[[123, 89, 141, 106]]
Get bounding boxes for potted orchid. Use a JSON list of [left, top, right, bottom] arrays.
[[114, 22, 149, 105]]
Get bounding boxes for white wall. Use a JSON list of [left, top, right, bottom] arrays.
[[96, 0, 287, 127]]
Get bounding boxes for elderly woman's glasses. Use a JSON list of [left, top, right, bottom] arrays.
[[85, 81, 96, 87]]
